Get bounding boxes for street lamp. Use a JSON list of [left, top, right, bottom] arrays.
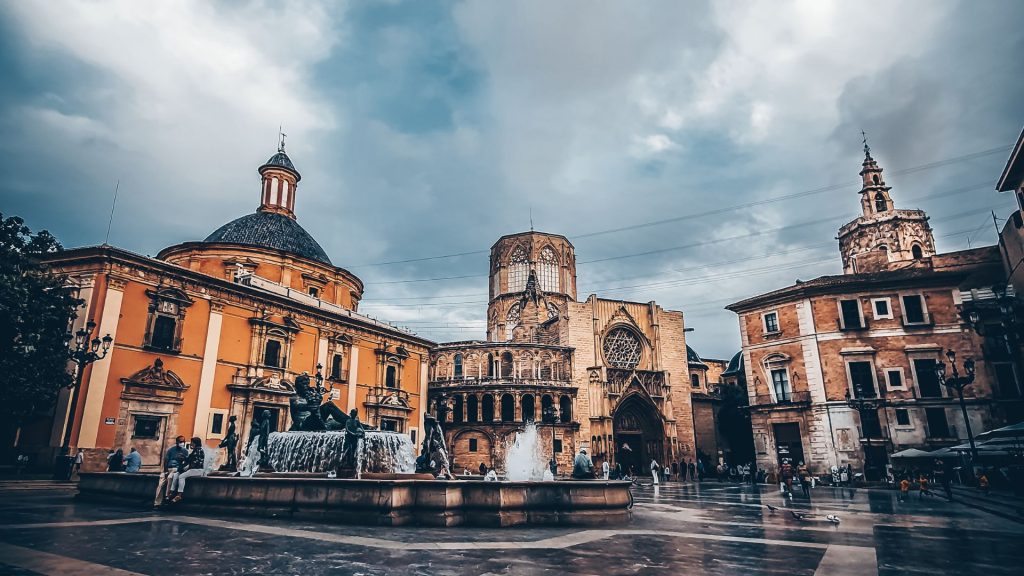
[[934, 349, 978, 462], [56, 320, 113, 480], [845, 378, 885, 478]]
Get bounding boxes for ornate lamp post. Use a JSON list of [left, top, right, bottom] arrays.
[[934, 350, 978, 462], [845, 379, 885, 478], [56, 320, 113, 480]]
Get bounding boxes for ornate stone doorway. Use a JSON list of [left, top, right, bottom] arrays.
[[612, 394, 664, 475]]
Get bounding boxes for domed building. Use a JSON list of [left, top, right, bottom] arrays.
[[429, 230, 697, 475], [31, 143, 435, 471]]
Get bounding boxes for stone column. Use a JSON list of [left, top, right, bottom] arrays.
[[347, 346, 360, 412], [77, 276, 125, 449], [192, 301, 224, 438]]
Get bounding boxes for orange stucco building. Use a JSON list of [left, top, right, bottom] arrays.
[[35, 144, 434, 471]]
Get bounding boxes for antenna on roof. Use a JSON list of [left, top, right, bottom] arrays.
[[103, 180, 120, 246], [278, 126, 287, 152], [530, 206, 534, 231]]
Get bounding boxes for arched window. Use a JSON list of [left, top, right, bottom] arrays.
[[487, 353, 495, 378], [453, 353, 463, 378], [521, 394, 535, 422], [506, 303, 521, 339], [500, 394, 515, 422], [602, 327, 642, 369], [508, 246, 528, 292], [263, 339, 282, 368], [874, 192, 886, 212], [436, 396, 448, 423], [538, 247, 559, 292], [691, 374, 700, 388], [559, 396, 572, 422], [452, 395, 464, 424], [541, 394, 554, 422], [481, 394, 494, 422], [501, 352, 514, 378], [467, 395, 478, 423], [385, 365, 397, 389], [872, 174, 880, 185], [912, 244, 924, 259]]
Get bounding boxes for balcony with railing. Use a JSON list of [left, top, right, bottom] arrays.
[[750, 390, 811, 407]]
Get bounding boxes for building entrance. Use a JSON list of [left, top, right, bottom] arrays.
[[772, 422, 804, 467], [612, 394, 664, 476]]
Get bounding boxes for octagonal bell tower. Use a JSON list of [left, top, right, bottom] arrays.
[[487, 231, 576, 343]]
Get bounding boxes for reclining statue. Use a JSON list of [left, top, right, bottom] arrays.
[[289, 372, 351, 431]]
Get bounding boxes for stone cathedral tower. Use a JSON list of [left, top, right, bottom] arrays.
[[837, 140, 936, 273], [487, 232, 577, 343]]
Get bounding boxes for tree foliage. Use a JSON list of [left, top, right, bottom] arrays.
[[0, 214, 81, 428]]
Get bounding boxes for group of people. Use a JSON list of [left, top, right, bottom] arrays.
[[105, 447, 143, 473], [154, 436, 208, 506]]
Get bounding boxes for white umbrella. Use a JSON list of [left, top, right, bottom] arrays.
[[891, 448, 935, 459]]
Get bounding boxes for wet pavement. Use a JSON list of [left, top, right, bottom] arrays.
[[0, 478, 1020, 575]]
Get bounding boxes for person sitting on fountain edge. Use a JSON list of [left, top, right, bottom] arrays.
[[169, 437, 208, 503], [572, 447, 594, 479]]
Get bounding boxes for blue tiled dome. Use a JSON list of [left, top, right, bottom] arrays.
[[204, 211, 331, 265]]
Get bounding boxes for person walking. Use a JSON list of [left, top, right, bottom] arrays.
[[782, 461, 794, 499], [978, 471, 990, 496], [798, 462, 811, 498], [898, 476, 910, 503], [917, 473, 930, 500], [697, 459, 705, 482], [602, 459, 610, 480], [124, 447, 142, 473], [169, 437, 208, 502], [73, 450, 84, 477], [678, 459, 687, 482], [155, 436, 189, 507], [689, 460, 697, 483], [935, 461, 952, 501], [650, 458, 660, 486]]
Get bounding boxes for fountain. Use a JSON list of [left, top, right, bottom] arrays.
[[265, 430, 416, 475], [79, 401, 632, 526], [504, 422, 548, 481]]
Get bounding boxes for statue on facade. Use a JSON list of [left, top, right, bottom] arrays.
[[218, 415, 239, 471], [290, 371, 351, 431], [339, 409, 366, 471]]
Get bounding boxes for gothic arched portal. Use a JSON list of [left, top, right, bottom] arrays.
[[612, 391, 665, 475]]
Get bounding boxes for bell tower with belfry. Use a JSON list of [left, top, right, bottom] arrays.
[[837, 134, 936, 274], [487, 231, 577, 343]]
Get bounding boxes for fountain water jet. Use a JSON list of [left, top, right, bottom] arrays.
[[504, 422, 548, 481]]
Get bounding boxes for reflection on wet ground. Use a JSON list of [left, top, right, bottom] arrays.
[[0, 479, 1020, 575]]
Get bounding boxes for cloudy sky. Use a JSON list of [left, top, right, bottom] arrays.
[[2, 0, 1023, 359]]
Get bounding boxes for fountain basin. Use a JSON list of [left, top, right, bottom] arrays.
[[77, 473, 632, 527]]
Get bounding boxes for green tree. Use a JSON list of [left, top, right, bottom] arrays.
[[0, 214, 81, 441]]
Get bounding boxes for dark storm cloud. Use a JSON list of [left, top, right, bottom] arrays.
[[1, 0, 1022, 358]]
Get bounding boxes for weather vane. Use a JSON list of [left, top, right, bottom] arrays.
[[278, 126, 287, 152], [861, 129, 870, 157]]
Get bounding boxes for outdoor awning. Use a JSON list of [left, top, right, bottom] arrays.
[[976, 421, 1024, 440], [891, 448, 935, 459]]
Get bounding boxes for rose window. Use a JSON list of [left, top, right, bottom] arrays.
[[603, 328, 642, 369]]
